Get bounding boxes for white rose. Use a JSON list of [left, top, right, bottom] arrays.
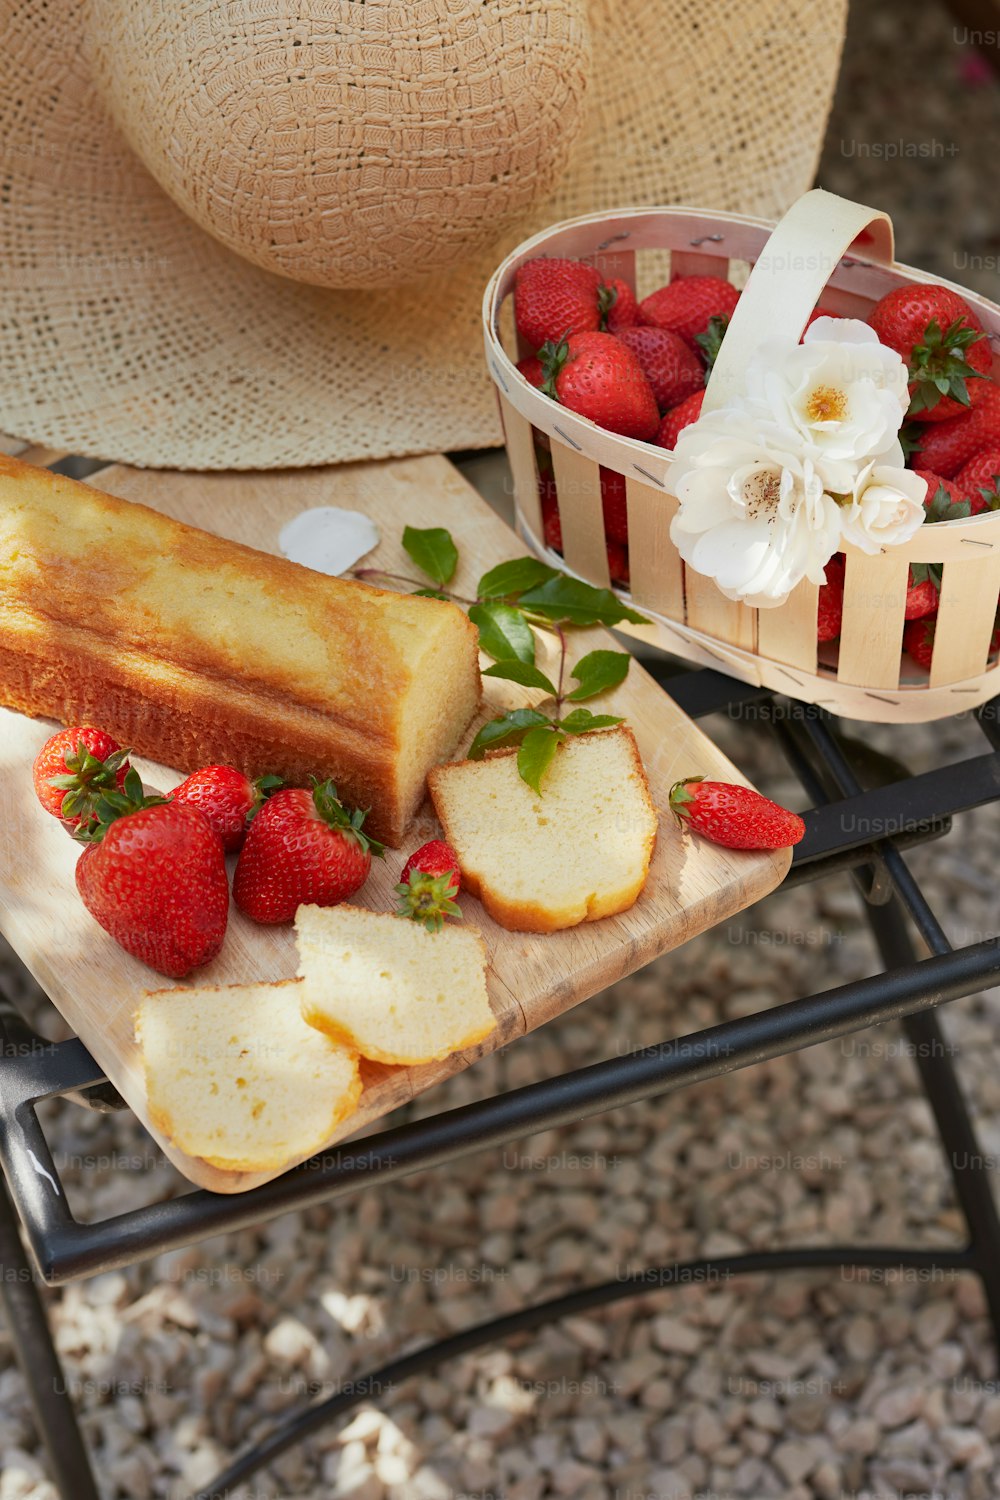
[[670, 412, 842, 608], [742, 317, 909, 494], [840, 461, 928, 554]]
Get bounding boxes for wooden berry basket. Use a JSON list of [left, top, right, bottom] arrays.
[[483, 189, 1000, 723]]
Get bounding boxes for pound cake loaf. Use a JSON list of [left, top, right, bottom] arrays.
[[428, 725, 658, 932], [137, 979, 362, 1173], [296, 904, 496, 1065], [0, 456, 480, 845]]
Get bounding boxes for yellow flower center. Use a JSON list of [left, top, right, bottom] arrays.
[[806, 384, 848, 423], [742, 469, 782, 521]]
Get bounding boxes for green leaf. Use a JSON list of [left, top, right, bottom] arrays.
[[468, 602, 536, 664], [476, 557, 557, 600], [402, 525, 458, 587], [566, 648, 632, 701], [482, 660, 557, 694], [518, 574, 648, 627], [410, 586, 452, 601], [517, 725, 563, 794], [467, 708, 552, 759], [559, 708, 624, 734]]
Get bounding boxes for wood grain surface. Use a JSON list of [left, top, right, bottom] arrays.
[[0, 454, 790, 1193]]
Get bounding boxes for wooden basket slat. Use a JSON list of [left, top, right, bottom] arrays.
[[669, 248, 730, 280], [930, 554, 1000, 688], [837, 551, 909, 689], [498, 395, 543, 544], [626, 478, 683, 620], [757, 578, 820, 675], [550, 443, 610, 588], [685, 570, 757, 653]]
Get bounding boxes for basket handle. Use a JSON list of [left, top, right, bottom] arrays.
[[702, 188, 894, 413]]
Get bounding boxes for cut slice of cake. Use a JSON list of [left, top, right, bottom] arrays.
[[427, 724, 657, 933], [295, 904, 495, 1066], [136, 979, 361, 1172]]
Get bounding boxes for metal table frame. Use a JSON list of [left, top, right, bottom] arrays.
[[2, 667, 999, 1500]]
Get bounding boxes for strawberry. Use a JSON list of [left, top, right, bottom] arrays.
[[613, 326, 704, 411], [542, 490, 563, 552], [537, 332, 659, 441], [669, 776, 805, 850], [905, 570, 939, 621], [75, 770, 229, 978], [868, 283, 991, 421], [171, 766, 283, 853], [396, 839, 461, 931], [600, 467, 629, 544], [904, 616, 936, 672], [233, 780, 383, 924], [639, 276, 740, 350], [601, 277, 640, 333], [516, 354, 545, 389], [514, 257, 603, 350], [954, 449, 1000, 513], [33, 727, 130, 830], [914, 469, 968, 519], [817, 555, 845, 643], [654, 389, 705, 449], [915, 384, 1000, 476], [606, 539, 630, 588]]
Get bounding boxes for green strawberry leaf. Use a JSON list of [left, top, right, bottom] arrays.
[[410, 586, 453, 601], [476, 556, 558, 600], [517, 724, 564, 794], [468, 708, 552, 759], [694, 314, 729, 375], [468, 602, 536, 664], [481, 660, 557, 694], [518, 575, 648, 627], [558, 708, 624, 734], [402, 525, 459, 587], [566, 648, 632, 701]]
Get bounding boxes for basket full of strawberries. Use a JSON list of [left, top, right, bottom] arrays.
[[482, 190, 1000, 722]]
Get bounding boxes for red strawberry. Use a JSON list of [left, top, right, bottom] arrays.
[[613, 326, 703, 411], [601, 467, 629, 543], [171, 766, 283, 853], [669, 777, 805, 850], [868, 283, 991, 421], [905, 570, 939, 621], [904, 616, 936, 671], [542, 490, 563, 552], [954, 449, 1000, 513], [639, 276, 740, 350], [915, 384, 1000, 476], [602, 277, 639, 333], [396, 839, 461, 931], [33, 727, 130, 830], [233, 780, 383, 924], [514, 258, 603, 351], [537, 332, 659, 441], [817, 555, 845, 643], [654, 389, 705, 449], [914, 469, 967, 518], [606, 539, 630, 588], [75, 770, 229, 978], [516, 354, 545, 389]]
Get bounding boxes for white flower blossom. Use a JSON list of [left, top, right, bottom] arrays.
[[840, 457, 928, 555]]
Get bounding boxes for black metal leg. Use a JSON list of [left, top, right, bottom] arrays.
[[0, 1175, 100, 1500], [864, 893, 1000, 1348]]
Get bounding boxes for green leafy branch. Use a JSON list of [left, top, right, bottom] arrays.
[[352, 526, 648, 793]]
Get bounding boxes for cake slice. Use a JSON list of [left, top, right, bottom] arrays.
[[295, 904, 495, 1065], [427, 725, 657, 933], [136, 979, 361, 1172]]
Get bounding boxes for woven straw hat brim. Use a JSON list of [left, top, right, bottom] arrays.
[[0, 0, 846, 471]]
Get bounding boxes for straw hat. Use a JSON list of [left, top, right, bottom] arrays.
[[0, 0, 846, 471]]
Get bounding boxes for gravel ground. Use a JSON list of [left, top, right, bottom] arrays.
[[4, 2, 1000, 1498]]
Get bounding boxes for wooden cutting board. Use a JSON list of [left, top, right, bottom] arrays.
[[0, 454, 790, 1192]]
